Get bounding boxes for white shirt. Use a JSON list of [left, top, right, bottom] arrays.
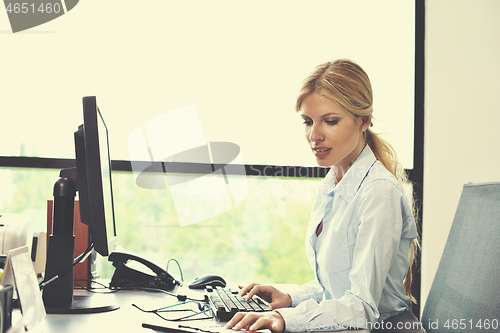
[[277, 146, 417, 331]]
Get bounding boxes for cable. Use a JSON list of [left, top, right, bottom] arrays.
[[73, 244, 94, 264], [132, 302, 213, 322], [39, 242, 95, 290], [166, 258, 184, 282], [115, 286, 205, 302], [73, 278, 206, 302], [44, 251, 201, 302]]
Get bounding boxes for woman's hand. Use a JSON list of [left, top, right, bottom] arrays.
[[226, 311, 285, 333], [238, 283, 292, 310]]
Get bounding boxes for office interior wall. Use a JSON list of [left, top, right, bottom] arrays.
[[422, 0, 500, 309]]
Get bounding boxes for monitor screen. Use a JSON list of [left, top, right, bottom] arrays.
[[74, 96, 117, 257]]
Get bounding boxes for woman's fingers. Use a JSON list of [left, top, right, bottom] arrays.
[[240, 284, 275, 303], [225, 312, 247, 330], [238, 283, 292, 309], [244, 285, 262, 301], [249, 316, 271, 331], [238, 283, 260, 297], [226, 311, 285, 333]]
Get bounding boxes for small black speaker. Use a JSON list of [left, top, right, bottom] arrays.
[[0, 284, 13, 333]]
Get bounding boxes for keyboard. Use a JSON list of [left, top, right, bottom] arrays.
[[206, 286, 272, 321]]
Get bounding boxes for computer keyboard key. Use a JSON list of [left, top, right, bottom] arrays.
[[206, 287, 272, 321], [256, 298, 271, 310], [247, 299, 265, 312]]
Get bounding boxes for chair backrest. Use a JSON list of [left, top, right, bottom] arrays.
[[372, 309, 425, 333], [421, 182, 500, 332]]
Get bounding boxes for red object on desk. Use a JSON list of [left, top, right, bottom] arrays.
[[47, 200, 91, 288]]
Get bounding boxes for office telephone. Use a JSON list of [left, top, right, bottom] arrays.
[[108, 251, 180, 291]]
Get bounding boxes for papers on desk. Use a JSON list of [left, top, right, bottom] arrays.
[[1, 246, 46, 332]]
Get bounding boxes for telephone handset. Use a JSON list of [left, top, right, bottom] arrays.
[[108, 251, 180, 291]]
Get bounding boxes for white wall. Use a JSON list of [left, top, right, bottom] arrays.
[[422, 0, 500, 309]]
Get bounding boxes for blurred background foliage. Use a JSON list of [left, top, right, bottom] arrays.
[[1, 167, 318, 286]]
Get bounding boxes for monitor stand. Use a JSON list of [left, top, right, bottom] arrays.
[[42, 234, 121, 315], [44, 293, 119, 314], [42, 232, 121, 314], [42, 176, 120, 314]]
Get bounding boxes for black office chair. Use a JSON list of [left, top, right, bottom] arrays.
[[421, 182, 500, 332]]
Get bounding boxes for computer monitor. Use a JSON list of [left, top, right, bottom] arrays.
[[74, 96, 117, 257], [42, 96, 119, 314]]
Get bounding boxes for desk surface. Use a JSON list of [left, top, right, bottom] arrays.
[[44, 288, 213, 332], [15, 286, 368, 333]]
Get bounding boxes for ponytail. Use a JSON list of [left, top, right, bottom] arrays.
[[365, 129, 419, 302]]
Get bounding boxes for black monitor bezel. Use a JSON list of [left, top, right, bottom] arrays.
[[79, 96, 117, 257]]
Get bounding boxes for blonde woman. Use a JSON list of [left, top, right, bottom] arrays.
[[226, 59, 418, 332]]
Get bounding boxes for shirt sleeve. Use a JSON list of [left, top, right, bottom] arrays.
[[277, 179, 411, 332], [287, 278, 324, 306]]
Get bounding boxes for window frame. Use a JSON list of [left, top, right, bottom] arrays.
[[0, 0, 425, 315]]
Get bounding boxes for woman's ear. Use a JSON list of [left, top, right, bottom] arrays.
[[361, 116, 372, 130]]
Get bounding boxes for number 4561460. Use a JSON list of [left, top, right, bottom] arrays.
[[5, 2, 62, 14]]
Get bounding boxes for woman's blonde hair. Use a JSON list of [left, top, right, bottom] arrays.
[[297, 59, 418, 302]]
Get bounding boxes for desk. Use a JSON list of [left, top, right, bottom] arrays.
[[13, 286, 368, 333]]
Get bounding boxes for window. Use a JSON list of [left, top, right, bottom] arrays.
[[1, 0, 415, 167], [1, 1, 418, 288]]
